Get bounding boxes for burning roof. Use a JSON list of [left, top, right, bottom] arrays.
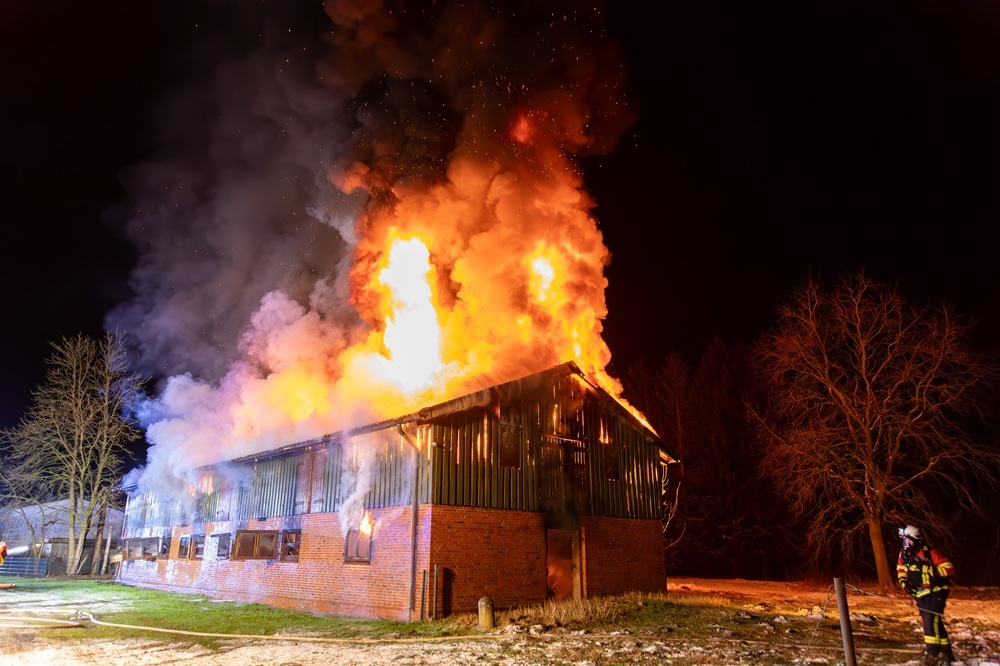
[[229, 362, 669, 466]]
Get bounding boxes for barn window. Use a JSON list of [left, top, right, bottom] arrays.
[[233, 530, 279, 560], [281, 530, 301, 562], [141, 538, 160, 559], [345, 530, 371, 562], [345, 513, 372, 562], [159, 537, 171, 558], [499, 422, 522, 468], [192, 534, 206, 559], [602, 443, 621, 481], [125, 539, 144, 560], [213, 533, 231, 560], [177, 536, 191, 558]]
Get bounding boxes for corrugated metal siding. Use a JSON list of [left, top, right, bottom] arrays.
[[126, 430, 427, 530], [423, 375, 663, 519], [123, 377, 663, 530]]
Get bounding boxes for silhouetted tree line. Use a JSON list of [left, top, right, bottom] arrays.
[[626, 270, 1000, 585], [624, 341, 794, 580]]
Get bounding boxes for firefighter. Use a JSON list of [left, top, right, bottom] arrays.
[[0, 540, 6, 566], [896, 525, 957, 664]]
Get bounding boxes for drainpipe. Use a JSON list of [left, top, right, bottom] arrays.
[[397, 423, 420, 619]]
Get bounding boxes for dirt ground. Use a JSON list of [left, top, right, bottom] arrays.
[[2, 578, 999, 665]]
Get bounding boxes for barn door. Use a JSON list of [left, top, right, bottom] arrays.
[[539, 436, 589, 519], [546, 528, 580, 600]]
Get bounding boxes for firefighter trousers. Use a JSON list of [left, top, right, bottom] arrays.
[[916, 590, 954, 661]]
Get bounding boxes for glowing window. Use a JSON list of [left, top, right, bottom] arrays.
[[345, 529, 371, 562], [602, 443, 621, 481], [345, 514, 372, 562], [499, 422, 522, 468]]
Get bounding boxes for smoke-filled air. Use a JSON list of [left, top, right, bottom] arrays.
[[110, 0, 638, 496]]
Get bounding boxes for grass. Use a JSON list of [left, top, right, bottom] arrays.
[[0, 576, 472, 648], [0, 576, 929, 656]]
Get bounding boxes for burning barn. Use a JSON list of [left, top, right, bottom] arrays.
[[118, 362, 673, 620]]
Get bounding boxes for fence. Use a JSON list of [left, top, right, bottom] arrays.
[[0, 557, 49, 578]]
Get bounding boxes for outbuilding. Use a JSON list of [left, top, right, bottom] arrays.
[[118, 362, 674, 620]]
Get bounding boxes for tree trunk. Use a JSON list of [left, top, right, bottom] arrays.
[[90, 507, 107, 576], [867, 514, 894, 588]]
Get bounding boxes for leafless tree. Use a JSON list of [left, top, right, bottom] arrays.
[[2, 333, 141, 575], [752, 271, 999, 587], [0, 464, 58, 558]]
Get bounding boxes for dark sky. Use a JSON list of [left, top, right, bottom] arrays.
[[2, 0, 1000, 434]]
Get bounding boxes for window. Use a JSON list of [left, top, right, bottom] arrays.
[[499, 422, 522, 468], [141, 538, 160, 559], [159, 537, 172, 558], [602, 443, 620, 481], [281, 530, 301, 562], [126, 539, 144, 561], [175, 535, 205, 560], [345, 529, 371, 562], [192, 534, 206, 560], [213, 533, 231, 560], [233, 530, 278, 560]]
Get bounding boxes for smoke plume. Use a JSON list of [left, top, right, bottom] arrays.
[[111, 1, 635, 496]]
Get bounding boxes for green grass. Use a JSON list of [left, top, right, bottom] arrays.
[[0, 576, 472, 648], [0, 576, 918, 654]]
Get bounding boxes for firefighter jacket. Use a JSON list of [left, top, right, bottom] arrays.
[[896, 545, 954, 598]]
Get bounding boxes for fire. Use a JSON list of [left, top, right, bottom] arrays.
[[373, 235, 443, 392], [359, 511, 373, 536], [512, 114, 534, 145], [129, 3, 652, 485]]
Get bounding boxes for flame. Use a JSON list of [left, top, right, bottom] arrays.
[[512, 114, 534, 144], [359, 511, 373, 536], [133, 5, 654, 484], [372, 235, 443, 392]]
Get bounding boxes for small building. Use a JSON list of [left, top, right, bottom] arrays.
[[0, 499, 123, 576], [118, 362, 674, 620]]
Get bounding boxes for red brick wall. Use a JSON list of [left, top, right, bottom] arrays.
[[423, 505, 547, 615], [119, 507, 663, 620], [119, 507, 420, 620], [579, 516, 665, 596]]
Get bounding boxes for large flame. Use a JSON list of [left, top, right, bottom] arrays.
[[129, 2, 650, 490]]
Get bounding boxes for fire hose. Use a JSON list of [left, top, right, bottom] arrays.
[[0, 615, 83, 629], [4, 612, 932, 657], [75, 612, 499, 643]]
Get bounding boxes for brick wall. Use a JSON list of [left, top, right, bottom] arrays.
[[423, 505, 547, 615], [120, 507, 419, 620], [119, 506, 664, 620], [579, 516, 666, 596]]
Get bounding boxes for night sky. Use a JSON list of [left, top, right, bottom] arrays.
[[2, 1, 999, 442]]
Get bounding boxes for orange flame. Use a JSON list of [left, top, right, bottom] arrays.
[[359, 511, 373, 536]]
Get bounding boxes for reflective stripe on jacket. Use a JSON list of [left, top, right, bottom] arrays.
[[896, 545, 955, 598]]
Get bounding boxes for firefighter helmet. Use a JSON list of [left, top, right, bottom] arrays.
[[899, 525, 922, 540]]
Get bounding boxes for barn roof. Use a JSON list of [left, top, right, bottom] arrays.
[[232, 361, 671, 465]]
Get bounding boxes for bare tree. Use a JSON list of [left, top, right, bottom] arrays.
[[752, 271, 999, 587], [2, 333, 141, 575], [0, 464, 59, 558]]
